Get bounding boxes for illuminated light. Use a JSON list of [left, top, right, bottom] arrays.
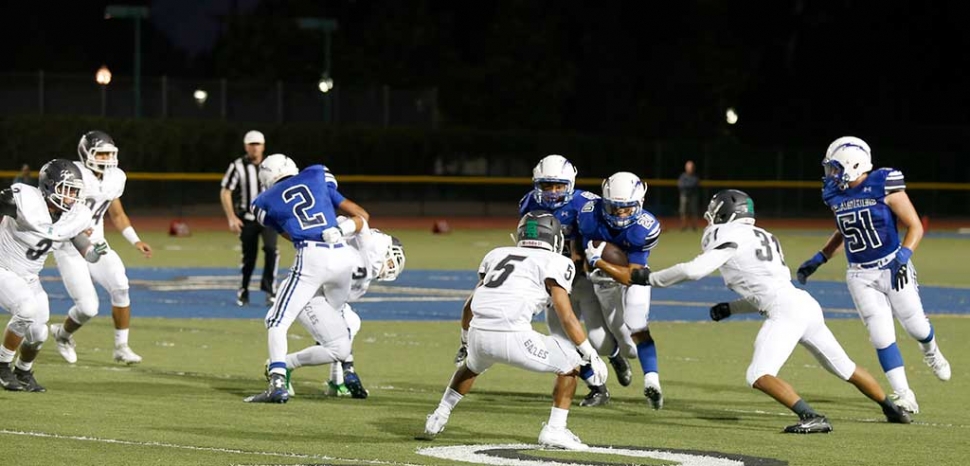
[[96, 65, 112, 85], [725, 107, 739, 125]]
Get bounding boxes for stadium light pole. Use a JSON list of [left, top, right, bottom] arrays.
[[298, 17, 339, 123], [105, 5, 150, 118], [96, 65, 112, 117]]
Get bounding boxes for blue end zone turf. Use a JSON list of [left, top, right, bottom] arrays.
[[39, 268, 970, 321]]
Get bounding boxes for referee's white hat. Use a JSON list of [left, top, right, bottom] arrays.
[[244, 130, 265, 145]]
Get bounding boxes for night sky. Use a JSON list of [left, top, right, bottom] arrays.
[[5, 0, 970, 146]]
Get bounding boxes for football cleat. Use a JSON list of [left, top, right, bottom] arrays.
[[784, 415, 833, 434], [0, 363, 25, 391], [882, 402, 912, 424], [113, 345, 143, 365], [14, 368, 46, 393], [236, 288, 249, 307], [424, 412, 448, 438], [344, 369, 369, 399], [51, 324, 78, 364], [538, 424, 589, 451], [263, 361, 295, 396], [244, 374, 289, 403], [265, 292, 277, 306], [327, 381, 351, 397], [579, 385, 610, 407], [609, 355, 633, 387], [891, 389, 920, 414], [644, 372, 664, 410], [923, 350, 951, 381]]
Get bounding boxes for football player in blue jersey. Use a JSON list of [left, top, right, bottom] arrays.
[[796, 136, 951, 415], [243, 154, 368, 403], [576, 172, 663, 409], [509, 155, 633, 407]]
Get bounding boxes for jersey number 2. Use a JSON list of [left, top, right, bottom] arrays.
[[282, 184, 329, 230], [483, 255, 526, 288]]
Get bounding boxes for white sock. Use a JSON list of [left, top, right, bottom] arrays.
[[0, 346, 15, 364], [919, 338, 939, 356], [331, 363, 344, 384], [267, 327, 288, 377], [14, 358, 32, 372], [886, 367, 911, 394], [115, 328, 129, 347], [436, 387, 463, 417], [548, 407, 569, 429]]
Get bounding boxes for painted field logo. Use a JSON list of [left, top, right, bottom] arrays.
[[416, 444, 787, 465]]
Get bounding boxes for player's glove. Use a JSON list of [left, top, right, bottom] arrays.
[[584, 241, 606, 268], [577, 340, 608, 386], [881, 247, 912, 291], [629, 266, 652, 286], [796, 251, 828, 284], [454, 328, 468, 367], [709, 302, 732, 322], [321, 227, 342, 244], [83, 241, 108, 263]]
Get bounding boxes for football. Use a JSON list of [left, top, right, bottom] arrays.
[[591, 240, 628, 266]]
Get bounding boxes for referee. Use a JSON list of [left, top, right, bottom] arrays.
[[220, 130, 279, 307]]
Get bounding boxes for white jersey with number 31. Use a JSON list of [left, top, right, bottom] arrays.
[[471, 246, 575, 332], [701, 221, 793, 310]]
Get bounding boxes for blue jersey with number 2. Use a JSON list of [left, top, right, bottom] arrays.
[[251, 165, 345, 242], [823, 167, 905, 264]]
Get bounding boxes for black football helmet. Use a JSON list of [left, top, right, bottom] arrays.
[[516, 210, 564, 254], [704, 189, 756, 225], [77, 130, 119, 173], [39, 159, 85, 212]]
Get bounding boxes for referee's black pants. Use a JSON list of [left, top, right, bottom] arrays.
[[239, 218, 279, 295]]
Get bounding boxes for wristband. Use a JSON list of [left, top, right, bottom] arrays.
[[121, 226, 141, 245], [337, 217, 358, 237]]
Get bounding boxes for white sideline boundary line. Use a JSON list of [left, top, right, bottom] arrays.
[[0, 429, 420, 465]]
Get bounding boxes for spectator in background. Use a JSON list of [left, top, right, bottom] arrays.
[[677, 160, 700, 231], [220, 130, 279, 307], [12, 164, 35, 186]]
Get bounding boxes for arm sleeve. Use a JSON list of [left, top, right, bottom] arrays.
[[324, 166, 338, 188], [648, 247, 735, 288], [884, 169, 905, 194], [329, 186, 347, 208], [728, 298, 761, 315]]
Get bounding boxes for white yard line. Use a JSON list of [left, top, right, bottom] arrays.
[[0, 429, 420, 465]]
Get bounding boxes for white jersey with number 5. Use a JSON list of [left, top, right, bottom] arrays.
[[701, 221, 792, 310], [0, 184, 93, 276], [471, 246, 575, 332]]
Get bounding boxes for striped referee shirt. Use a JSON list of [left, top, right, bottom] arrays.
[[221, 157, 263, 219]]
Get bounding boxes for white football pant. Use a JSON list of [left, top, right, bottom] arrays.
[[465, 328, 583, 376], [0, 270, 50, 345], [846, 262, 932, 350]]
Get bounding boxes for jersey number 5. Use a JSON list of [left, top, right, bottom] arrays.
[[483, 255, 526, 288], [282, 184, 329, 230]]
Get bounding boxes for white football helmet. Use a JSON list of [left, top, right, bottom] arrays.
[[532, 154, 577, 209], [823, 136, 873, 190], [377, 233, 406, 281], [600, 172, 646, 229], [259, 153, 299, 189], [77, 130, 119, 173]]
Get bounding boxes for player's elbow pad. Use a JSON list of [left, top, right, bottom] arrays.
[[629, 267, 651, 286]]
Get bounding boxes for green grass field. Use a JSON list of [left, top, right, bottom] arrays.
[[3, 226, 969, 465]]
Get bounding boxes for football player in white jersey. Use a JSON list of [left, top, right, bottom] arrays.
[[0, 159, 107, 391], [49, 131, 153, 365], [587, 190, 913, 433], [268, 222, 406, 399], [423, 211, 608, 451], [796, 136, 949, 414]]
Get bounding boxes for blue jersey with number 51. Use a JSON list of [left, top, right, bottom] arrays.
[[251, 165, 345, 242], [823, 167, 905, 264]]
